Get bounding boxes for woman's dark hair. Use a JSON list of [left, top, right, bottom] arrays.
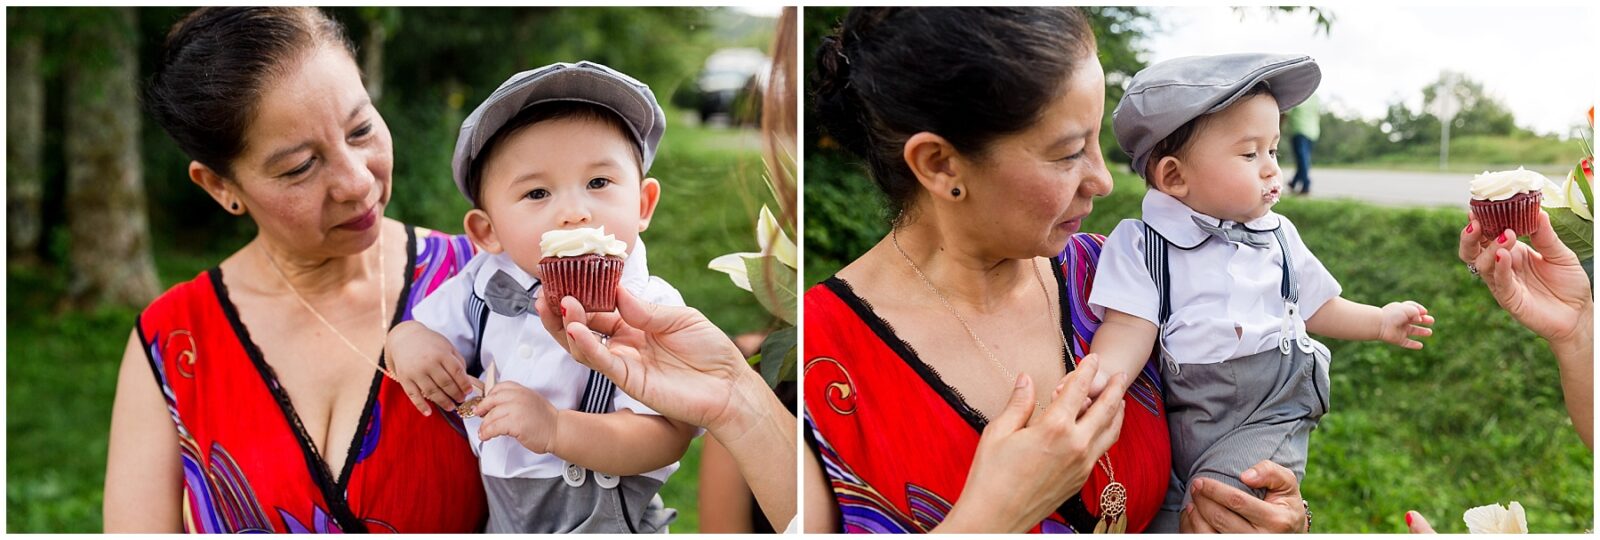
[[1143, 82, 1273, 185], [144, 7, 356, 178], [813, 7, 1095, 222]]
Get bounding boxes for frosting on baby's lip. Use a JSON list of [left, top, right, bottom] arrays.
[[539, 226, 628, 258], [1470, 167, 1549, 201]]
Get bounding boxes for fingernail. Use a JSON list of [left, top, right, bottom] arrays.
[[1465, 222, 1474, 234], [1015, 374, 1029, 388], [1241, 468, 1258, 482], [1495, 252, 1502, 262], [1405, 512, 1414, 526], [561, 306, 567, 317], [1498, 230, 1510, 244]]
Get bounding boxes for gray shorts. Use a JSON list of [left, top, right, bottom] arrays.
[[1147, 339, 1331, 532], [483, 472, 675, 533]]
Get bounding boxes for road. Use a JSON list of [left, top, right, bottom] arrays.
[[1286, 167, 1475, 209]]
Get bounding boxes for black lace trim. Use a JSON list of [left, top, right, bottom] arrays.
[[211, 225, 419, 533], [824, 257, 1095, 532]]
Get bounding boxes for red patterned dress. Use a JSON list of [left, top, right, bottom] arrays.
[[804, 233, 1171, 533], [135, 226, 487, 533]]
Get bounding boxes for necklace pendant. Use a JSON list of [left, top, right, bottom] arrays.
[[1096, 481, 1128, 534]]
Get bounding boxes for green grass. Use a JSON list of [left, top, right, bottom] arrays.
[[803, 164, 1594, 532], [5, 108, 775, 533]]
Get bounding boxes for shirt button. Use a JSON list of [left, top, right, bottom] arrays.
[[595, 472, 621, 490], [518, 344, 532, 358], [563, 462, 586, 487]]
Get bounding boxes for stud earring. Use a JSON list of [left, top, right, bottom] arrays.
[[230, 202, 239, 211], [951, 187, 962, 197]]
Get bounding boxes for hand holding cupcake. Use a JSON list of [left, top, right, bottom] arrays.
[[1469, 167, 1550, 239]]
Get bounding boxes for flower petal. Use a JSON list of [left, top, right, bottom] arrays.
[[757, 205, 798, 269], [709, 253, 756, 292]]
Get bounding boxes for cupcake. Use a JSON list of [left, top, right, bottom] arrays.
[[1469, 167, 1548, 238], [538, 227, 627, 313]]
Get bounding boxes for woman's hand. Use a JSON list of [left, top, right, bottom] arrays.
[[1405, 511, 1438, 533], [548, 287, 758, 438], [1459, 212, 1594, 345], [938, 355, 1129, 532], [1180, 460, 1308, 533], [386, 320, 475, 416]]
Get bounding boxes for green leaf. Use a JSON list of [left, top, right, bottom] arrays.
[[746, 352, 761, 367], [743, 255, 798, 325], [1547, 207, 1594, 261], [757, 326, 797, 387], [1575, 162, 1593, 215]]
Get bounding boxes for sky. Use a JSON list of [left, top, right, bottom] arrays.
[[1140, 5, 1596, 136]]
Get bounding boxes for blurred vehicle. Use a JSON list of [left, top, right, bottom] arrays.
[[689, 47, 770, 126]]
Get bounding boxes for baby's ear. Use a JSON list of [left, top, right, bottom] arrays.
[[463, 209, 502, 254], [637, 177, 662, 232], [1151, 156, 1189, 198]]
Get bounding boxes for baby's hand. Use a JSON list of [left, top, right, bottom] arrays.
[[387, 320, 475, 416], [473, 381, 561, 455], [1377, 301, 1435, 350]]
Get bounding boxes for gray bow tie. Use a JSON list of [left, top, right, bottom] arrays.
[[1191, 215, 1273, 248], [483, 270, 539, 317]]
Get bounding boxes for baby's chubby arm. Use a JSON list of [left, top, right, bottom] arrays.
[[386, 320, 478, 416], [1087, 309, 1158, 395], [473, 381, 696, 476], [1305, 297, 1436, 349]]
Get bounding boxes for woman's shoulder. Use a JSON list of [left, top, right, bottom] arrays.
[[139, 270, 221, 332]]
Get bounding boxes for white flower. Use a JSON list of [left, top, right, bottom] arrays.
[[1463, 501, 1528, 534], [708, 205, 796, 293], [1540, 170, 1592, 221]]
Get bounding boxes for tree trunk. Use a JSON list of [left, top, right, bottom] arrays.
[[63, 7, 160, 309], [362, 19, 387, 101], [7, 13, 45, 266]]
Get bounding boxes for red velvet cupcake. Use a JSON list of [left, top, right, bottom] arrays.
[[1469, 167, 1549, 239], [538, 227, 628, 312]]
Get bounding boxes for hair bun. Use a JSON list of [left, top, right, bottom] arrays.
[[813, 31, 870, 158]]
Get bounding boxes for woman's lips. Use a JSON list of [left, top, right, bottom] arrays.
[[337, 206, 378, 231], [1058, 216, 1084, 234]]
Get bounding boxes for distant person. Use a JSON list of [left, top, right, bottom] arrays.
[[1287, 94, 1320, 194]]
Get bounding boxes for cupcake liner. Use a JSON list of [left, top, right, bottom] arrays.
[[1470, 191, 1543, 239], [539, 255, 624, 313]]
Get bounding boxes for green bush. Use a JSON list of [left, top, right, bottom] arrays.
[[803, 158, 1594, 532]]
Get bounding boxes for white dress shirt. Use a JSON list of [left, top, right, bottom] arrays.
[[411, 240, 684, 482], [1088, 190, 1341, 366]]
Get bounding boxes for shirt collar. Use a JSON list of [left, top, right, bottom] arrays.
[[1141, 189, 1282, 249], [472, 239, 654, 305]]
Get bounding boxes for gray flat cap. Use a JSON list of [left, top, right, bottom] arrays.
[[1114, 53, 1321, 178], [452, 61, 666, 204]]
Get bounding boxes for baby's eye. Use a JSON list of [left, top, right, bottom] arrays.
[[525, 188, 550, 200], [1243, 152, 1258, 160], [587, 177, 612, 189], [1268, 149, 1279, 159]]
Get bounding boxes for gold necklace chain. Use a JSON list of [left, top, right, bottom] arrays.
[[891, 229, 1060, 411], [891, 229, 1127, 532], [262, 225, 396, 382]]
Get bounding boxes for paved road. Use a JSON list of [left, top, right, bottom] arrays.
[[1285, 167, 1474, 209]]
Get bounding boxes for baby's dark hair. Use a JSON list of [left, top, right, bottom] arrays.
[[813, 7, 1095, 224], [1142, 82, 1274, 186], [465, 101, 643, 207], [144, 7, 355, 178]]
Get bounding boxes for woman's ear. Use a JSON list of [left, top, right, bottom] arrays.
[[464, 209, 502, 254], [637, 177, 662, 232], [903, 132, 966, 203], [189, 161, 244, 214], [1151, 155, 1189, 198]]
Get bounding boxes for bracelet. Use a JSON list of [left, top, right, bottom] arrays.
[[1302, 499, 1312, 533]]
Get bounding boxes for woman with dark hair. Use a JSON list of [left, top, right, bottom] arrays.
[[801, 8, 1310, 533], [104, 7, 485, 532]]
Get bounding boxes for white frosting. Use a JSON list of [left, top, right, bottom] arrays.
[[1470, 167, 1548, 201], [539, 226, 627, 258]]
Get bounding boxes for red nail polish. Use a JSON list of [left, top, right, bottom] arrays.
[[1498, 231, 1510, 244], [561, 306, 567, 317], [1495, 252, 1502, 263], [1466, 222, 1474, 234], [1405, 512, 1414, 526]]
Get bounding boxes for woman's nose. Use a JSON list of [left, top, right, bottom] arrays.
[[327, 149, 375, 203]]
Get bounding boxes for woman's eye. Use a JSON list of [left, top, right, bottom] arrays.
[[284, 157, 315, 177], [587, 177, 612, 189], [525, 188, 550, 200], [1058, 149, 1086, 162], [350, 122, 372, 139]]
